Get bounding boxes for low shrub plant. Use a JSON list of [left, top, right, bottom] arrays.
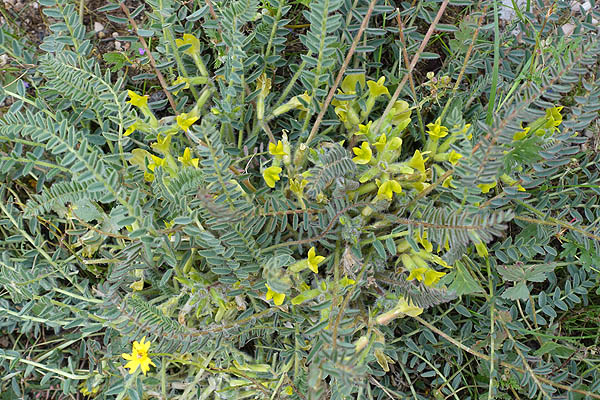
[[1, 0, 600, 398]]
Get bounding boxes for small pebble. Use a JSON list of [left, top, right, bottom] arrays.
[[94, 22, 104, 33], [114, 41, 122, 50]]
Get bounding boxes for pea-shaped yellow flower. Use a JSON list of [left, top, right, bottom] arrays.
[[377, 179, 402, 200], [544, 106, 563, 131], [448, 150, 462, 165], [355, 121, 372, 136], [408, 150, 426, 174], [175, 34, 200, 56], [124, 121, 140, 136], [268, 140, 287, 156], [307, 247, 325, 273], [397, 297, 423, 317], [477, 181, 497, 194], [176, 112, 199, 132], [122, 336, 156, 376], [407, 267, 446, 287], [426, 118, 449, 140], [263, 165, 282, 188], [172, 76, 190, 95], [513, 124, 530, 140], [374, 134, 387, 152], [367, 76, 389, 98], [265, 283, 285, 305], [178, 147, 199, 168], [341, 73, 365, 94], [352, 142, 372, 164], [127, 90, 148, 108]]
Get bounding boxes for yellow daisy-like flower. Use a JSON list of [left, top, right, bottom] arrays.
[[367, 76, 390, 98], [426, 118, 449, 140], [175, 33, 200, 56], [477, 181, 497, 194], [172, 76, 190, 95], [127, 90, 148, 108], [263, 165, 282, 188], [407, 267, 446, 287], [176, 112, 199, 132], [307, 246, 325, 273], [448, 150, 462, 165], [268, 140, 287, 156], [265, 283, 285, 305], [373, 134, 387, 152], [377, 179, 402, 200], [355, 121, 372, 136], [121, 336, 156, 376], [352, 141, 372, 164], [124, 121, 140, 137], [178, 147, 199, 168], [408, 149, 426, 174]]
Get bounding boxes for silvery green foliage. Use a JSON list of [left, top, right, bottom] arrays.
[[1, 0, 600, 399]]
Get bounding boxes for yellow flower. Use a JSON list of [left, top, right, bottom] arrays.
[[426, 118, 449, 140], [475, 241, 488, 257], [461, 123, 472, 139], [263, 165, 282, 188], [477, 181, 497, 193], [127, 90, 148, 108], [448, 150, 462, 165], [367, 76, 390, 98], [147, 154, 164, 172], [151, 133, 171, 155], [389, 100, 411, 127], [341, 73, 365, 94], [374, 134, 387, 152], [176, 112, 199, 132], [178, 147, 199, 168], [268, 140, 287, 156], [408, 149, 426, 174], [124, 121, 140, 136], [352, 141, 372, 164], [122, 336, 156, 376], [544, 106, 563, 131], [377, 179, 402, 200], [407, 267, 446, 287], [265, 283, 285, 305], [395, 296, 423, 317], [340, 276, 356, 286], [442, 175, 456, 188], [415, 231, 433, 253], [290, 177, 308, 197], [175, 33, 200, 56], [172, 76, 190, 95], [257, 73, 272, 96], [513, 125, 530, 141], [355, 121, 372, 136], [307, 247, 325, 273]]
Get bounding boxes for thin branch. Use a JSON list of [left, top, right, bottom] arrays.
[[119, 3, 178, 114], [305, 0, 378, 146], [373, 0, 450, 134]]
